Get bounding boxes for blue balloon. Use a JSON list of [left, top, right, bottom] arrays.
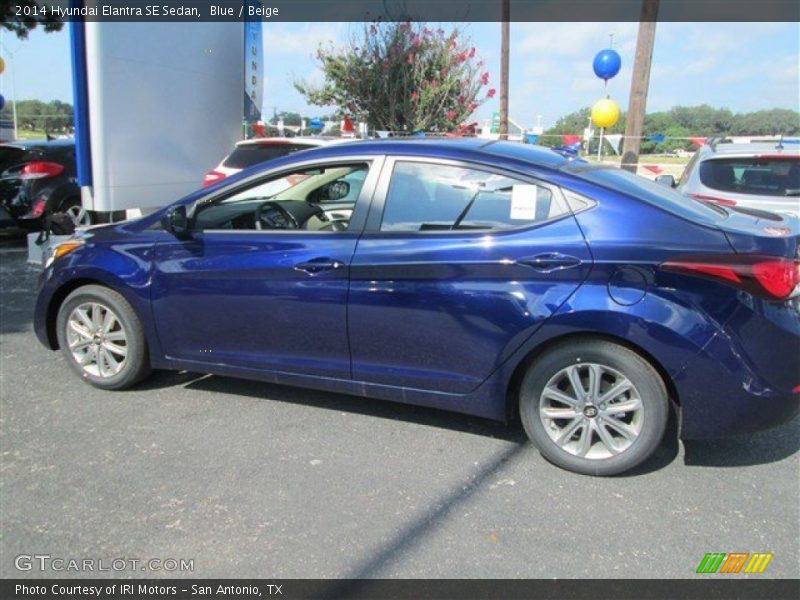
[[0, 94, 4, 111], [308, 117, 323, 131], [593, 49, 622, 80]]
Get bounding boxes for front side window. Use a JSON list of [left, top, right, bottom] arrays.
[[380, 161, 567, 232], [194, 163, 368, 232]]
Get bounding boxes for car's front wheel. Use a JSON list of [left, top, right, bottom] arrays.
[[56, 285, 151, 390], [519, 338, 669, 476]]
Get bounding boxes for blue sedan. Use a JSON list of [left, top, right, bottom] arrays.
[[33, 139, 800, 475]]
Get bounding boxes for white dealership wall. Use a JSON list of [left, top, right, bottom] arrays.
[[80, 21, 246, 212]]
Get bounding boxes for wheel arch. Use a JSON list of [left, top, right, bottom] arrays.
[[504, 331, 681, 422], [45, 278, 107, 349]]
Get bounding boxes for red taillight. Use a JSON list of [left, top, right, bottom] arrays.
[[661, 254, 800, 301], [31, 198, 46, 217], [687, 192, 737, 207], [752, 260, 800, 299], [20, 161, 64, 180], [203, 169, 226, 187], [793, 384, 800, 394]]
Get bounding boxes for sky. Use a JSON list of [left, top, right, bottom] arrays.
[[1, 21, 798, 130]]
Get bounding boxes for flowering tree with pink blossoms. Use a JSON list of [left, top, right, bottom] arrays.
[[295, 22, 494, 133]]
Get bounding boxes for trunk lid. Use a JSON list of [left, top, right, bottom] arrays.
[[715, 206, 800, 258]]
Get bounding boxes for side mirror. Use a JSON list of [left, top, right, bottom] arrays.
[[162, 205, 191, 237], [655, 174, 676, 188], [324, 180, 351, 201]]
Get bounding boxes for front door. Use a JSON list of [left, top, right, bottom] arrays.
[[151, 158, 381, 379]]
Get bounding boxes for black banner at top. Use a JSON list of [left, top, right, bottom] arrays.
[[2, 0, 800, 23]]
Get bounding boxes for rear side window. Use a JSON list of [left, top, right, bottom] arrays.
[[222, 143, 315, 169], [574, 166, 724, 224], [380, 161, 569, 232], [699, 157, 799, 198]]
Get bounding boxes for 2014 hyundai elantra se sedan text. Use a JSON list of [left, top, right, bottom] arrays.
[[33, 140, 800, 475]]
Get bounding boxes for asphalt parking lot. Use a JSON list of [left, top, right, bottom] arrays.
[[1, 240, 798, 580]]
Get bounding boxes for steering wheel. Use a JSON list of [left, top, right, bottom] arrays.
[[254, 201, 299, 230]]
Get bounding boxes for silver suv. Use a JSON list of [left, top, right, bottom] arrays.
[[657, 140, 799, 217]]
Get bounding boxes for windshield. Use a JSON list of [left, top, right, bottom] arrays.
[[699, 156, 799, 197]]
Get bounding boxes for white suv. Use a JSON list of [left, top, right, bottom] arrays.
[[658, 140, 799, 217]]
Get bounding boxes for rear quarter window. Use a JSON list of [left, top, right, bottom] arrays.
[[222, 143, 316, 169]]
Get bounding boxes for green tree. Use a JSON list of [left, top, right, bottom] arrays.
[[542, 105, 800, 153], [1, 1, 63, 39], [295, 22, 493, 132], [730, 108, 800, 136], [0, 99, 73, 132]]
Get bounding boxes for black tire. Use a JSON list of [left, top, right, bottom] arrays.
[[519, 338, 669, 476], [56, 285, 151, 390]]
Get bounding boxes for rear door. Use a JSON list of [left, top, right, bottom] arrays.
[[347, 157, 593, 394]]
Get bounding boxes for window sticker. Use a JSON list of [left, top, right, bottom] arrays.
[[510, 184, 539, 220]]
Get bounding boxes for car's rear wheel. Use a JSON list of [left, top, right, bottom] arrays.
[[62, 198, 93, 228], [56, 285, 151, 390], [519, 338, 669, 476]]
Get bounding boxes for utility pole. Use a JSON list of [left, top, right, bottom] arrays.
[[620, 0, 659, 173], [498, 0, 509, 140]]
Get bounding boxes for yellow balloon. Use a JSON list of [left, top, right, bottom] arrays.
[[591, 98, 619, 129], [0, 57, 5, 75]]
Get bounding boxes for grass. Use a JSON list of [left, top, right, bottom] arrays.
[[14, 129, 49, 140]]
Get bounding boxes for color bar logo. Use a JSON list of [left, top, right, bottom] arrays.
[[696, 552, 773, 574]]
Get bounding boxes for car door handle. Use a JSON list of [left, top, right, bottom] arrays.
[[294, 257, 346, 275], [516, 253, 583, 273]]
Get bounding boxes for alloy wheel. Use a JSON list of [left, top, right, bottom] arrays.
[[539, 362, 644, 460], [65, 205, 91, 227], [66, 302, 128, 378]]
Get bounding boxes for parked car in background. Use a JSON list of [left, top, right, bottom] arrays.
[[203, 137, 346, 186], [657, 141, 799, 216], [35, 140, 800, 476], [0, 139, 90, 231]]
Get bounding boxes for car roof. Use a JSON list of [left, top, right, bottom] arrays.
[[1, 138, 74, 150], [235, 136, 346, 148], [283, 138, 572, 170]]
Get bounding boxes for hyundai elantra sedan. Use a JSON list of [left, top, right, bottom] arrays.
[[34, 140, 800, 475]]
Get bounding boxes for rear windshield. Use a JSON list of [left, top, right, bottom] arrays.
[[222, 143, 316, 169], [699, 156, 799, 198], [573, 166, 724, 224]]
